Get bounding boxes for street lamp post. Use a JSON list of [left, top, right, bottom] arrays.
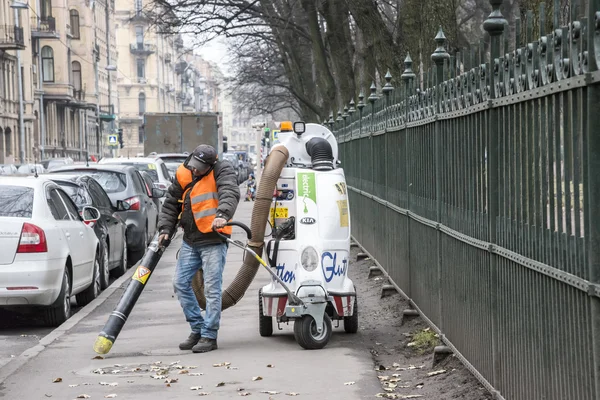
[[11, 1, 28, 164]]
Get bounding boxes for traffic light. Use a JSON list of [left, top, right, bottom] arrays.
[[117, 128, 124, 149]]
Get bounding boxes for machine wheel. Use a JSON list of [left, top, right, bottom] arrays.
[[100, 239, 110, 290], [258, 289, 273, 337], [343, 296, 359, 334], [112, 237, 128, 277], [293, 313, 332, 350], [76, 252, 101, 306], [43, 268, 71, 327]]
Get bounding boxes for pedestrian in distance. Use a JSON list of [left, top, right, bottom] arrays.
[[157, 144, 240, 353]]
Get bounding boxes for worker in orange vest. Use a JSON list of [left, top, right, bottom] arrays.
[[157, 144, 240, 353]]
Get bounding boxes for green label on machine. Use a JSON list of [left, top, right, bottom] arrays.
[[297, 172, 316, 205]]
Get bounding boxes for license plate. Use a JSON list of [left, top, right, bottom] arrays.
[[269, 207, 288, 224]]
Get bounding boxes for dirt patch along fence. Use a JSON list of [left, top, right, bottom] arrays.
[[330, 1, 600, 399]]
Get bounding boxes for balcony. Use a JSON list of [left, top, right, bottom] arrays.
[[31, 17, 59, 39], [176, 91, 186, 100], [0, 25, 25, 50], [174, 37, 183, 48], [165, 53, 172, 63], [99, 104, 116, 121], [130, 42, 156, 55], [73, 89, 85, 101]]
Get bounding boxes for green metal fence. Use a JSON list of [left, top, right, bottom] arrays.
[[331, 1, 600, 398]]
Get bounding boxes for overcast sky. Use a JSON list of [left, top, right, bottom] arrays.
[[184, 35, 232, 77]]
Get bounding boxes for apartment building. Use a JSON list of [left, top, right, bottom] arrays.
[[114, 0, 183, 156], [0, 0, 35, 164]]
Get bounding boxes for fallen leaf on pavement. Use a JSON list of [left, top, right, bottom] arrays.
[[69, 384, 79, 388], [169, 361, 180, 365], [344, 381, 355, 386], [178, 370, 189, 375], [76, 395, 91, 399], [416, 384, 423, 389], [190, 386, 203, 390], [400, 396, 424, 399], [166, 383, 171, 387], [153, 361, 162, 365], [185, 366, 198, 369], [261, 391, 279, 395], [99, 382, 118, 387], [52, 378, 62, 383], [165, 378, 178, 384], [111, 370, 120, 374], [173, 365, 184, 370], [392, 363, 400, 367], [378, 376, 390, 381], [267, 364, 274, 368], [426, 370, 446, 377], [227, 366, 239, 370], [286, 393, 299, 396], [213, 362, 231, 367], [131, 367, 142, 372], [384, 388, 395, 392], [388, 383, 398, 389], [127, 381, 134, 384], [216, 382, 226, 387], [92, 356, 104, 360], [239, 392, 251, 396], [151, 375, 167, 380], [113, 364, 122, 367], [188, 373, 204, 376], [44, 394, 52, 398], [197, 393, 210, 396], [252, 376, 263, 381], [105, 395, 117, 398]]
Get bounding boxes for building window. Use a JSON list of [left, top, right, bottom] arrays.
[[70, 10, 80, 39], [138, 93, 146, 115], [135, 26, 143, 48], [41, 0, 52, 19], [41, 46, 54, 82], [136, 59, 145, 79], [71, 61, 81, 90], [135, 0, 142, 15]]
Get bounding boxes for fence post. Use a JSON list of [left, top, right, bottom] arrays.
[[483, 0, 506, 394], [357, 92, 365, 137], [383, 70, 393, 131], [431, 26, 449, 332], [586, 0, 600, 397]]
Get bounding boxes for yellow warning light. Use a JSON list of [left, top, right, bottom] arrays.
[[280, 121, 293, 132]]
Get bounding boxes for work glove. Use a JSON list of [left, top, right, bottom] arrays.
[[158, 231, 172, 248]]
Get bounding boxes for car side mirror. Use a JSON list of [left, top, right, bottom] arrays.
[[82, 206, 100, 222], [152, 188, 166, 198], [116, 200, 131, 211]]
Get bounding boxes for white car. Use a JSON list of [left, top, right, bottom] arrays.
[[0, 176, 101, 326], [98, 157, 172, 202]]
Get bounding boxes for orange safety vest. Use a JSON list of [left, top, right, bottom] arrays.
[[176, 164, 232, 235]]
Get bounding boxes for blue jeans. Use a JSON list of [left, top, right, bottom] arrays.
[[173, 241, 227, 339]]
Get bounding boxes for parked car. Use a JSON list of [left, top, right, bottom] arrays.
[[40, 157, 74, 171], [222, 153, 244, 184], [0, 176, 101, 326], [98, 157, 172, 193], [0, 164, 18, 175], [48, 165, 164, 264], [16, 164, 45, 175], [150, 153, 188, 180], [48, 174, 129, 288], [140, 171, 162, 213]]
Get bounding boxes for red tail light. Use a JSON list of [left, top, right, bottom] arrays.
[[124, 196, 141, 211], [17, 223, 48, 253]]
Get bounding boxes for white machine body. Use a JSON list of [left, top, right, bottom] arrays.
[[261, 124, 355, 320]]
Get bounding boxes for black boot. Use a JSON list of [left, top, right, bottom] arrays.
[[179, 332, 202, 350], [192, 337, 218, 353]]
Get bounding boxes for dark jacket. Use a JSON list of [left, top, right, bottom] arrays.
[[158, 160, 240, 246]]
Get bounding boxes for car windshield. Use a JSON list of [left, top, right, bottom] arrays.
[[56, 182, 91, 206], [55, 170, 127, 193], [104, 162, 159, 182], [0, 185, 34, 218], [165, 162, 180, 178]]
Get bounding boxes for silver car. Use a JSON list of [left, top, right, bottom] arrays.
[[48, 165, 165, 264]]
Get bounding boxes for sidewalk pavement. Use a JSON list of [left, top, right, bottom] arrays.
[[0, 198, 380, 399]]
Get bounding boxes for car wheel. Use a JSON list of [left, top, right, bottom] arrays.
[[100, 240, 110, 290], [76, 251, 101, 306], [113, 236, 128, 276], [43, 268, 71, 327]]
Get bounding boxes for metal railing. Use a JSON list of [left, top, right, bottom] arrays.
[[0, 25, 24, 48], [330, 1, 600, 399], [130, 42, 156, 54], [31, 16, 56, 33]]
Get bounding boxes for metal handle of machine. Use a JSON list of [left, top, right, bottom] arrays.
[[212, 221, 252, 240]]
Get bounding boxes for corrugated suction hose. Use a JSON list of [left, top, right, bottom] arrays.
[[192, 146, 289, 310]]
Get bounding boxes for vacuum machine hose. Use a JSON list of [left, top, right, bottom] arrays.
[[305, 137, 334, 171], [192, 146, 290, 310]]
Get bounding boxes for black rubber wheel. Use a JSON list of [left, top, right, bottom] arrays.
[[43, 268, 71, 327], [293, 313, 332, 350], [343, 296, 359, 334], [100, 239, 110, 290], [258, 289, 273, 337], [112, 235, 128, 277], [76, 252, 101, 306]]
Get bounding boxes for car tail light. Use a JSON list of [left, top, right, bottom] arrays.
[[17, 223, 48, 253], [124, 196, 141, 210]]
